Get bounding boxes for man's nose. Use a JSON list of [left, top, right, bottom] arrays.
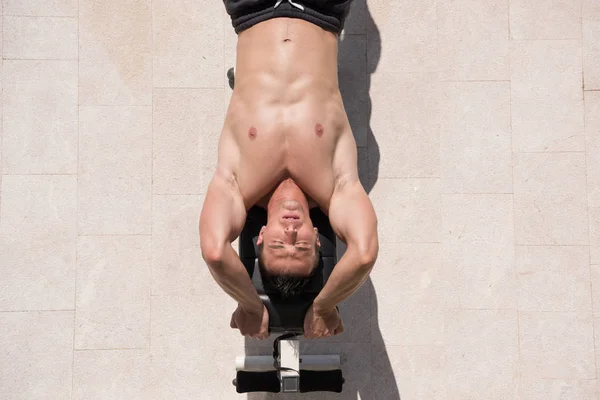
[[284, 226, 297, 240]]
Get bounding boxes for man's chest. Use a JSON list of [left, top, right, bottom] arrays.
[[234, 142, 338, 211]]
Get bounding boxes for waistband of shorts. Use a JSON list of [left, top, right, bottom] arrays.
[[231, 3, 342, 34]]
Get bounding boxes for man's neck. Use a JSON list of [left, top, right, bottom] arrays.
[[255, 179, 318, 210]]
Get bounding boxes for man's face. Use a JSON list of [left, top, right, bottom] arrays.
[[257, 200, 320, 276]]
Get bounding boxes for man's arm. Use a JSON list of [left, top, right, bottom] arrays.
[[199, 171, 263, 313], [312, 179, 379, 312]]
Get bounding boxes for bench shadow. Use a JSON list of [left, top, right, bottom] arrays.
[[244, 1, 400, 399]]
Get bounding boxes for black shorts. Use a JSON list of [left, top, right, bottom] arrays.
[[223, 0, 354, 34]]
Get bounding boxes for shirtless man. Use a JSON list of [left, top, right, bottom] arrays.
[[199, 0, 378, 340]]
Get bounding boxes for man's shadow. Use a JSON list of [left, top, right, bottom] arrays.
[[244, 1, 400, 398]]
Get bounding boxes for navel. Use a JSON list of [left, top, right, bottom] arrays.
[[315, 123, 324, 137], [248, 126, 257, 140]]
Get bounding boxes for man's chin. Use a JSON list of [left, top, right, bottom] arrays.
[[281, 199, 303, 211]]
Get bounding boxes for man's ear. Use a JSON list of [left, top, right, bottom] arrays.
[[257, 226, 267, 246], [313, 227, 321, 248]]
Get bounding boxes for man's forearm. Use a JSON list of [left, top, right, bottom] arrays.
[[205, 244, 264, 313], [312, 246, 375, 312]]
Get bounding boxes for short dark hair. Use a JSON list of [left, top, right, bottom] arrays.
[[257, 243, 319, 299]]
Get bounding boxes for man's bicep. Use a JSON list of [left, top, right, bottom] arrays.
[[199, 176, 246, 262], [328, 182, 378, 263]]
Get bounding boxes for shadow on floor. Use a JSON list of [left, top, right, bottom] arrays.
[[242, 1, 400, 398]]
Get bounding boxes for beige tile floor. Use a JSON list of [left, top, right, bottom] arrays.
[[0, 0, 599, 399]]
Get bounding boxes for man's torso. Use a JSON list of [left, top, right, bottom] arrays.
[[216, 18, 358, 213]]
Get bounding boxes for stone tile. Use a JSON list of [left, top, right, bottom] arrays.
[[2, 60, 77, 174], [369, 178, 441, 243], [152, 0, 223, 88], [152, 89, 224, 195], [368, 71, 439, 178], [367, 1, 437, 75], [370, 345, 445, 400], [371, 242, 456, 311], [150, 294, 242, 399], [438, 0, 509, 81], [443, 309, 519, 400], [510, 40, 584, 152], [442, 194, 516, 309], [3, 0, 77, 16], [513, 153, 588, 245], [583, 0, 600, 90], [3, 16, 77, 59], [440, 82, 512, 193], [520, 311, 595, 379], [0, 175, 76, 310], [73, 349, 152, 399], [338, 34, 368, 147], [372, 295, 447, 347], [592, 265, 600, 316], [0, 311, 73, 399], [517, 246, 591, 312], [152, 195, 210, 296], [586, 92, 600, 263], [521, 379, 597, 400], [78, 106, 152, 235], [75, 236, 151, 350], [79, 0, 152, 105], [510, 0, 581, 40]]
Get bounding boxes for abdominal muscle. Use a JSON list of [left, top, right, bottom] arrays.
[[218, 18, 353, 209]]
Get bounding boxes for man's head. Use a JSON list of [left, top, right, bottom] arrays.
[[256, 180, 321, 298]]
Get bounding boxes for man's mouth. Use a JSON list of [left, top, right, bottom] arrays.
[[282, 214, 300, 221]]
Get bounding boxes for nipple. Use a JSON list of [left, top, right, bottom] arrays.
[[315, 123, 324, 137], [248, 127, 257, 140]]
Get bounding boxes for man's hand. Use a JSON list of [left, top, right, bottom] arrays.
[[230, 304, 270, 339], [303, 304, 344, 339]]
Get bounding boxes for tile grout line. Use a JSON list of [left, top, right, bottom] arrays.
[[2, 58, 78, 61], [72, 0, 80, 396], [78, 233, 152, 237], [78, 104, 151, 108], [150, 86, 225, 90], [74, 347, 150, 351], [149, 0, 154, 353], [0, 2, 3, 227], [3, 14, 77, 18], [511, 38, 582, 41], [438, 80, 511, 83], [507, 3, 523, 393], [581, 0, 586, 92], [0, 309, 76, 313], [2, 173, 78, 176], [581, 0, 598, 381], [514, 150, 587, 153]]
